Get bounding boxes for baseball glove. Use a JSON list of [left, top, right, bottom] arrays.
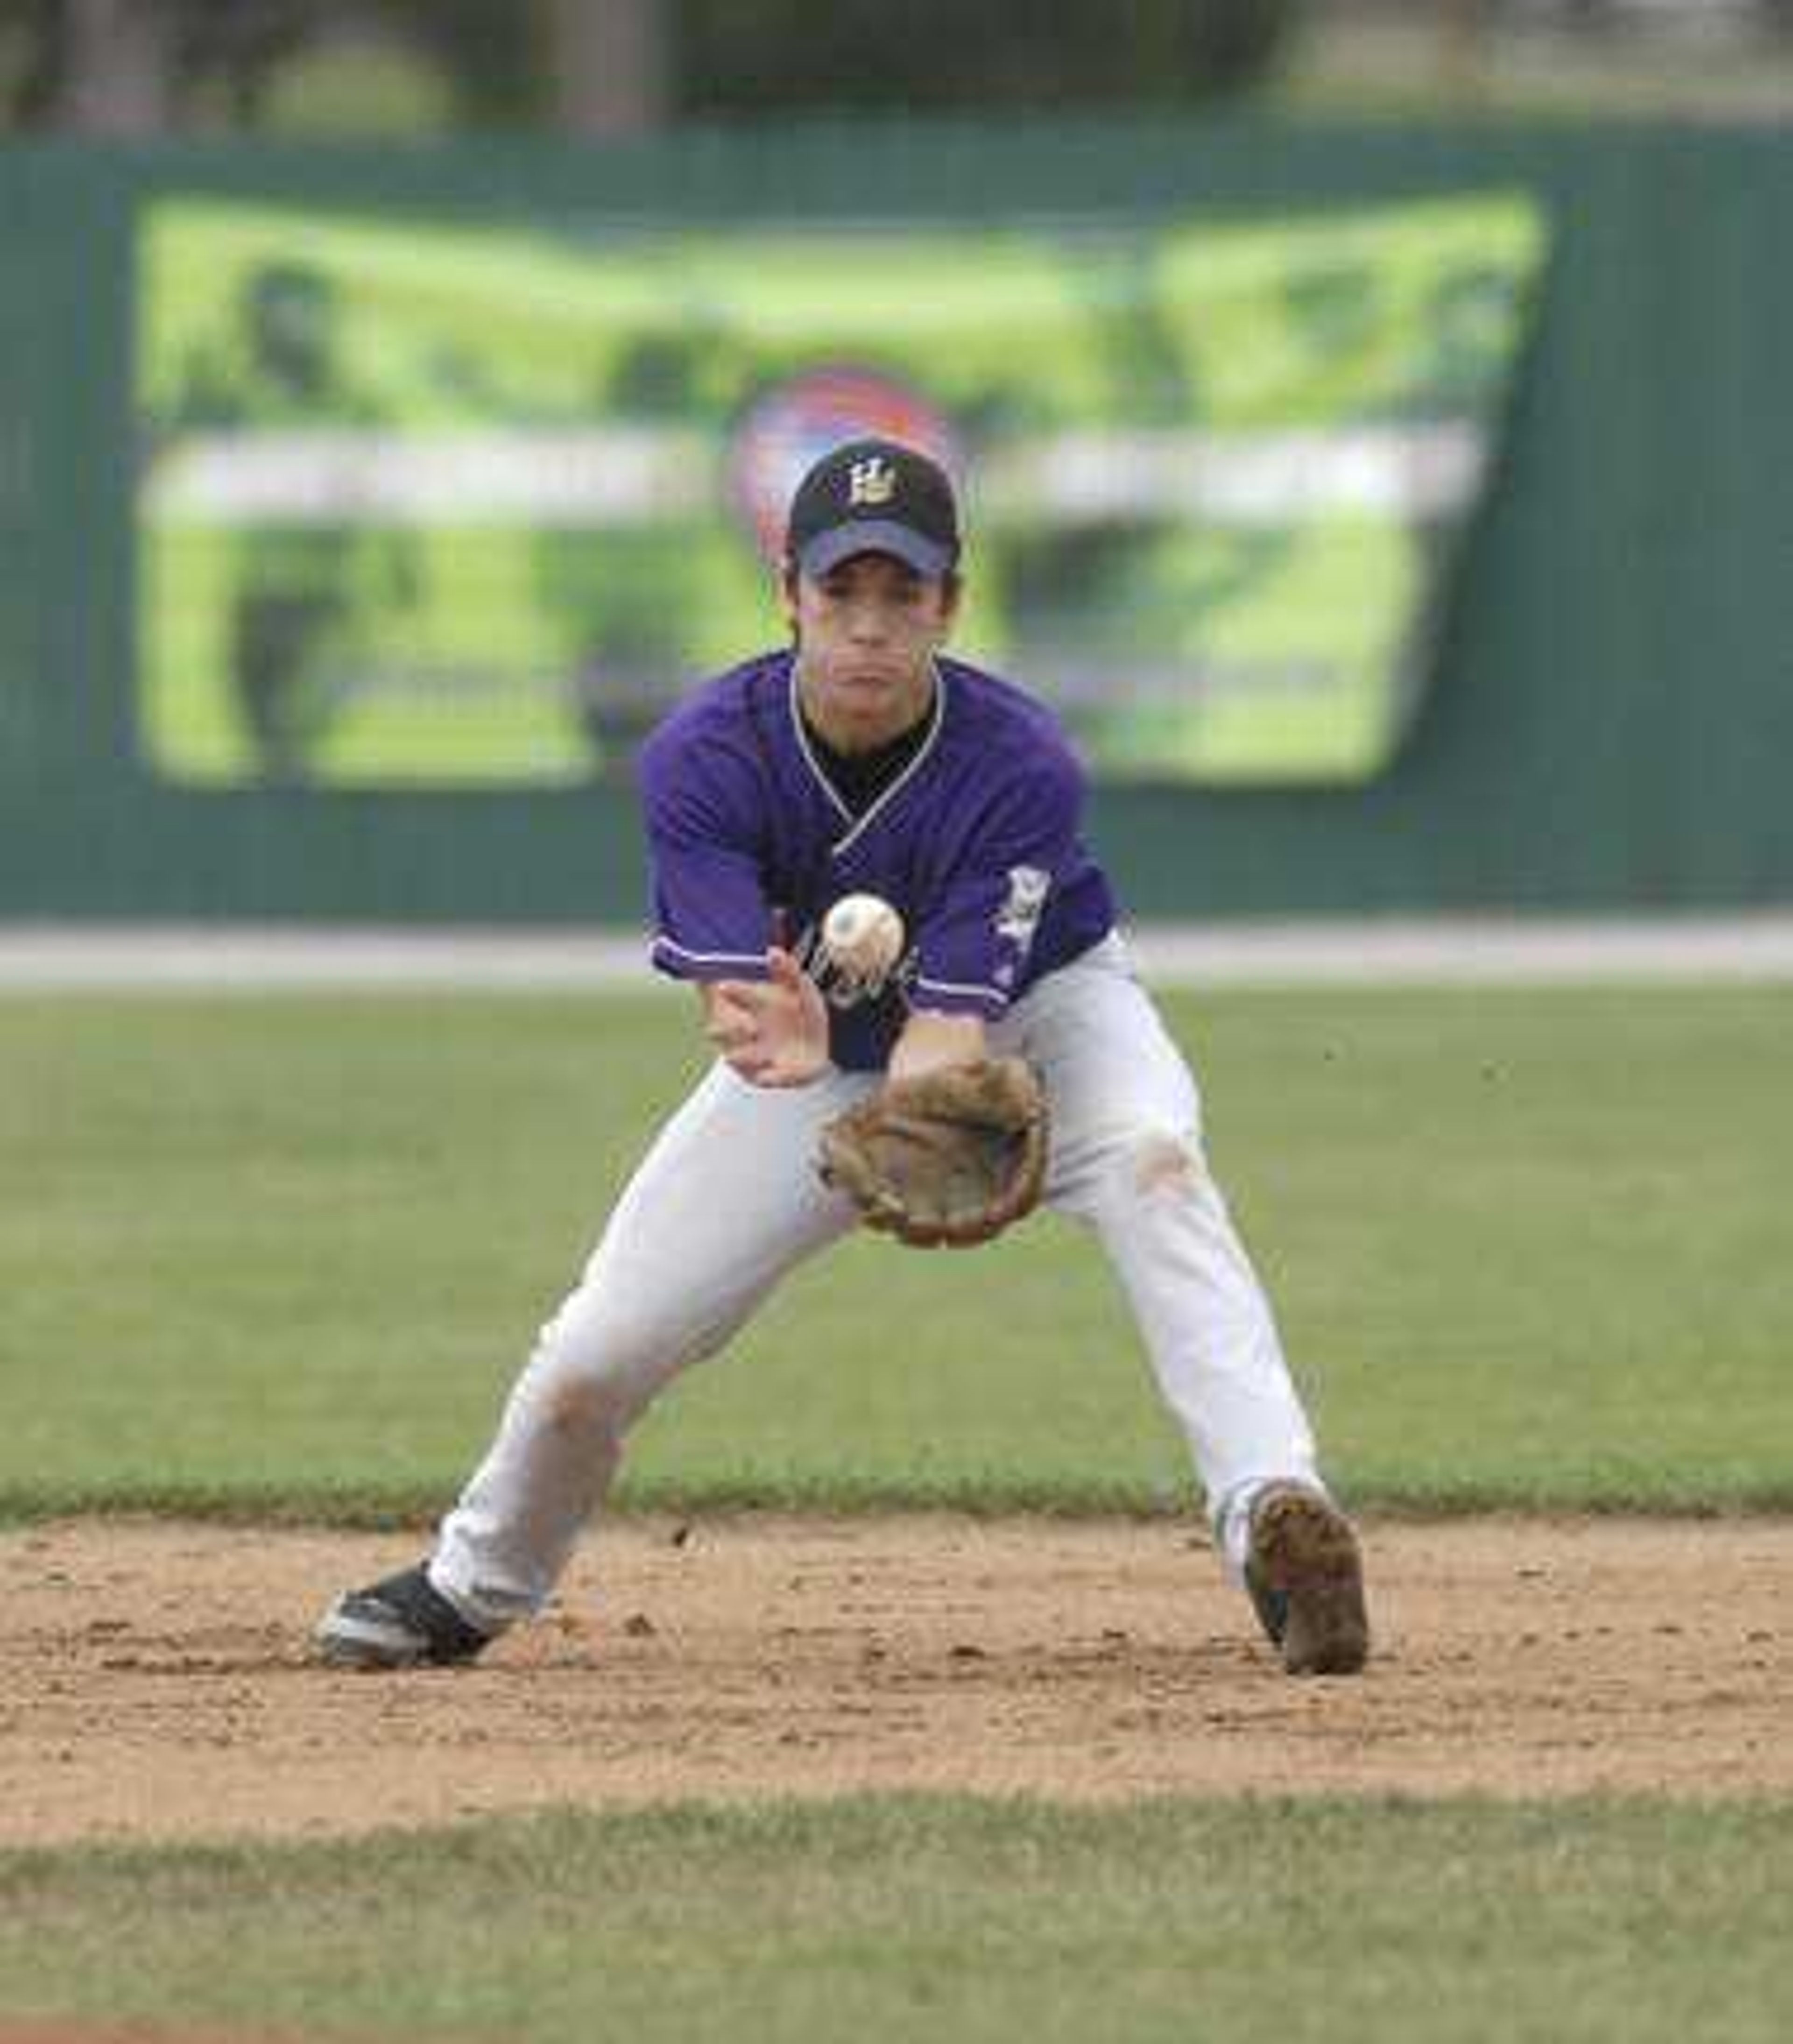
[[817, 1056, 1049, 1249]]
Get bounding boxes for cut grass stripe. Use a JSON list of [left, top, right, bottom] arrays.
[[1, 1796, 1788, 2044], [3, 988, 1789, 1519]]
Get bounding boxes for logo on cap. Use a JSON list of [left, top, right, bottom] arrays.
[[847, 456, 897, 508]]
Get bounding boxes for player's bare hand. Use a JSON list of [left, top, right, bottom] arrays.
[[706, 948, 829, 1088]]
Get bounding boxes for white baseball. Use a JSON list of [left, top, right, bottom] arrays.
[[822, 893, 905, 979]]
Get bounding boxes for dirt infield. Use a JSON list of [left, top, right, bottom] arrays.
[[1, 1514, 1786, 1849]]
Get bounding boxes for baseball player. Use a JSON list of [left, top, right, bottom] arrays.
[[317, 438, 1370, 1677]]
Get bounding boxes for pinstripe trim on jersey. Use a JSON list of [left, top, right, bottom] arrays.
[[911, 973, 1010, 1009], [786, 659, 949, 856], [788, 679, 853, 827], [652, 935, 768, 970]]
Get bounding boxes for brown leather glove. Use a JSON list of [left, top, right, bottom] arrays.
[[817, 1057, 1049, 1249]]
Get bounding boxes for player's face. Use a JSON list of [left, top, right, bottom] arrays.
[[785, 552, 958, 753]]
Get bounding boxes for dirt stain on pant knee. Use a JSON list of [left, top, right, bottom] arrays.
[[545, 1378, 608, 1434], [1130, 1132, 1202, 1198]]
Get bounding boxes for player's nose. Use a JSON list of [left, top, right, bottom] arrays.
[[845, 603, 891, 645]]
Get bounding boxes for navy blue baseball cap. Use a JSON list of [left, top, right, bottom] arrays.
[[786, 437, 961, 580]]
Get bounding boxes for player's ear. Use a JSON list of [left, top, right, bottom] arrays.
[[778, 559, 801, 636], [937, 569, 963, 633]]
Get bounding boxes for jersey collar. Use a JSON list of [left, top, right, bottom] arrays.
[[787, 656, 949, 856]]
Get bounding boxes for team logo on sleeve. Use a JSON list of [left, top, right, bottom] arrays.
[[995, 866, 1051, 953]]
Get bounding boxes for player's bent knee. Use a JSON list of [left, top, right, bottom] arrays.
[[527, 1301, 706, 1436], [539, 1372, 611, 1436], [526, 1353, 662, 1447], [1049, 1122, 1207, 1221], [1090, 1125, 1206, 1204]]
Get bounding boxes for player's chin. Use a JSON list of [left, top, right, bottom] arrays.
[[822, 671, 906, 725], [833, 667, 901, 699]]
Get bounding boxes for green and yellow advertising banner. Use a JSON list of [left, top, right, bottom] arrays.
[[137, 192, 1546, 787]]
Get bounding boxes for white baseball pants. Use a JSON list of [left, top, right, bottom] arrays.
[[431, 935, 1324, 1630]]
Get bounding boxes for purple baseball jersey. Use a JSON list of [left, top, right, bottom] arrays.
[[638, 651, 1116, 1071]]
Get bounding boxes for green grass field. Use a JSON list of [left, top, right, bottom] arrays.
[[1, 1796, 1788, 2044], [1, 985, 1788, 1519], [2, 983, 1788, 2042]]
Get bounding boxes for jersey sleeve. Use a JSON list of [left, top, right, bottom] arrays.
[[640, 731, 773, 983], [910, 749, 1082, 1019]]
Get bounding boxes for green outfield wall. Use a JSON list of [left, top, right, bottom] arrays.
[[0, 120, 1788, 920]]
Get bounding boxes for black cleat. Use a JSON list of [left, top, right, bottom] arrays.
[[1244, 1484, 1370, 1677], [315, 1563, 494, 1669]]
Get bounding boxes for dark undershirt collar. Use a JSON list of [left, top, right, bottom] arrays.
[[800, 705, 933, 818]]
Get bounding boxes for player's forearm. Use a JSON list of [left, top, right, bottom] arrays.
[[888, 1009, 987, 1081]]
